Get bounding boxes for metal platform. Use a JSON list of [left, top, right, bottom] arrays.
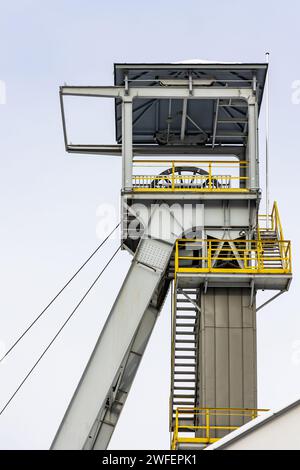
[[176, 272, 292, 291]]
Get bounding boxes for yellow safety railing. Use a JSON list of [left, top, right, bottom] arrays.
[[258, 201, 289, 269], [132, 159, 248, 192], [171, 407, 269, 449], [175, 238, 292, 275], [258, 201, 284, 241]]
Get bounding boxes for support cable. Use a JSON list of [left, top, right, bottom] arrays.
[[0, 222, 120, 363], [0, 245, 121, 417]]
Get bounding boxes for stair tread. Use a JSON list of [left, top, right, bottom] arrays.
[[175, 356, 196, 359], [176, 331, 195, 342], [174, 386, 196, 392], [174, 379, 196, 383], [174, 373, 196, 376], [175, 363, 196, 367], [173, 401, 196, 405], [177, 307, 197, 311], [180, 290, 198, 294], [173, 394, 196, 398], [176, 316, 197, 320], [175, 340, 197, 343]]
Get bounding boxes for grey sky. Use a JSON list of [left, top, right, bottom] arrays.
[[0, 0, 299, 449]]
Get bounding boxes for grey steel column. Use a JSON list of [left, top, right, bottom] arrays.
[[248, 99, 259, 190], [122, 97, 133, 190], [196, 287, 257, 438]]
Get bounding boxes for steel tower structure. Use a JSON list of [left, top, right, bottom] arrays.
[[52, 63, 292, 450]]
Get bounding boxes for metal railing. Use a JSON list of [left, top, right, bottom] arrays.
[[171, 407, 269, 449], [258, 201, 284, 241], [175, 238, 292, 274], [132, 160, 248, 192]]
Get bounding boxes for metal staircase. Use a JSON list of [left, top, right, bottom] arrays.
[[170, 288, 199, 434], [258, 230, 283, 270]]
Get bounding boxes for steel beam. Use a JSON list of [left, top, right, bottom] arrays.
[[65, 144, 246, 157], [180, 99, 188, 141], [247, 100, 259, 189], [212, 99, 220, 148], [122, 97, 133, 189], [84, 300, 164, 449], [60, 86, 255, 102]]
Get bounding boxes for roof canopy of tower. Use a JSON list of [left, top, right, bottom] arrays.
[[114, 63, 267, 147]]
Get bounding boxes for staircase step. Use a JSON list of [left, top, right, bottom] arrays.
[[176, 324, 196, 329], [173, 394, 196, 398], [263, 253, 281, 256], [263, 248, 280, 251], [180, 290, 198, 294], [174, 386, 196, 391], [175, 338, 196, 351], [175, 362, 196, 367], [175, 355, 196, 360], [263, 250, 280, 252], [176, 326, 195, 331], [260, 233, 277, 236], [176, 315, 197, 325], [175, 324, 196, 328], [263, 261, 282, 262], [177, 307, 197, 311], [174, 379, 196, 383], [264, 261, 282, 263], [176, 331, 196, 335], [173, 400, 195, 406], [174, 371, 196, 375], [176, 315, 197, 319]]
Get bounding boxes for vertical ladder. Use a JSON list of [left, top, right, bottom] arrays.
[[170, 288, 199, 435]]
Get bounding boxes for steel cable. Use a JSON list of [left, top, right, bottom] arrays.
[[0, 245, 121, 416], [0, 222, 120, 363]]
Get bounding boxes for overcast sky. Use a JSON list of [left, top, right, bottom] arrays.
[[0, 0, 300, 450]]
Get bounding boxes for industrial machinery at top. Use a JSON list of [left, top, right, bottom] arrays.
[[51, 62, 292, 450]]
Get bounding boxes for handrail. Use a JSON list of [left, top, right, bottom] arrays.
[[175, 238, 292, 274], [258, 201, 286, 264], [172, 407, 269, 449], [132, 159, 249, 192], [273, 201, 284, 241], [258, 201, 284, 241], [133, 159, 249, 164]]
